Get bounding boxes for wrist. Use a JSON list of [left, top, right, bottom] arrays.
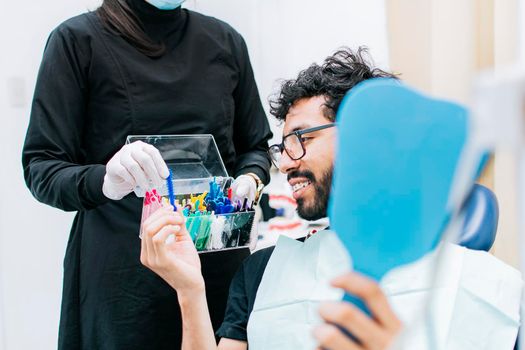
[[174, 275, 206, 300], [102, 178, 122, 200], [102, 174, 132, 200], [177, 286, 206, 307]]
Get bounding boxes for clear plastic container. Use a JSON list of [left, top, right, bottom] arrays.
[[187, 211, 255, 252], [132, 134, 256, 252], [140, 191, 256, 253]]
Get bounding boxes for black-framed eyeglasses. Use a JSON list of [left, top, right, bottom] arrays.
[[268, 123, 336, 168]]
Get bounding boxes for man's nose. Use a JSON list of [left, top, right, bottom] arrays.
[[279, 151, 300, 174]]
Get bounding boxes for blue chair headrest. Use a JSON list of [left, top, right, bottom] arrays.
[[458, 184, 499, 251]]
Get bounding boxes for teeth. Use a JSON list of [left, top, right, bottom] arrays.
[[292, 181, 311, 192]]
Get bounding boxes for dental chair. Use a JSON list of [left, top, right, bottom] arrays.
[[464, 186, 520, 350], [461, 183, 520, 350]]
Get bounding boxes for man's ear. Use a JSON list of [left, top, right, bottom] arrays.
[[320, 102, 336, 122]]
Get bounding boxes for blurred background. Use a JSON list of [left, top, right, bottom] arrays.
[[0, 0, 523, 348]]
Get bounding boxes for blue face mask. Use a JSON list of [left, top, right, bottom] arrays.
[[145, 0, 186, 10]]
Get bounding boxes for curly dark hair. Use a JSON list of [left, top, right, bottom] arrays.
[[269, 47, 397, 122]]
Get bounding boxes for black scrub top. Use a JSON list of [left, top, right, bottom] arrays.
[[22, 1, 272, 349], [216, 245, 275, 341]]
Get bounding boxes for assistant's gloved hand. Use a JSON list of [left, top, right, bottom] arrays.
[[102, 141, 169, 200], [231, 174, 257, 206]]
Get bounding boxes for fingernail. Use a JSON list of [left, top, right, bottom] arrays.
[[312, 324, 330, 339], [318, 302, 337, 315], [330, 275, 345, 286]]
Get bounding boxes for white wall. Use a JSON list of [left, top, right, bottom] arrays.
[[187, 0, 390, 144], [0, 2, 103, 349], [0, 1, 388, 349]]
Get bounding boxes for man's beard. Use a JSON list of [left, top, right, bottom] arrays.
[[288, 168, 332, 221]]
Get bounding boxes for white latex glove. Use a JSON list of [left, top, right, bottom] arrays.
[[102, 141, 170, 200], [231, 174, 257, 207]]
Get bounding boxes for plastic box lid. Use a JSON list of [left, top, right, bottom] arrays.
[[126, 134, 230, 197]]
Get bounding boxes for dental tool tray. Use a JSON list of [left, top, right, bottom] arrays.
[[129, 134, 256, 253]]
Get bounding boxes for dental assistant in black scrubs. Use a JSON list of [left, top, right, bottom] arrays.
[[21, 0, 272, 348]]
